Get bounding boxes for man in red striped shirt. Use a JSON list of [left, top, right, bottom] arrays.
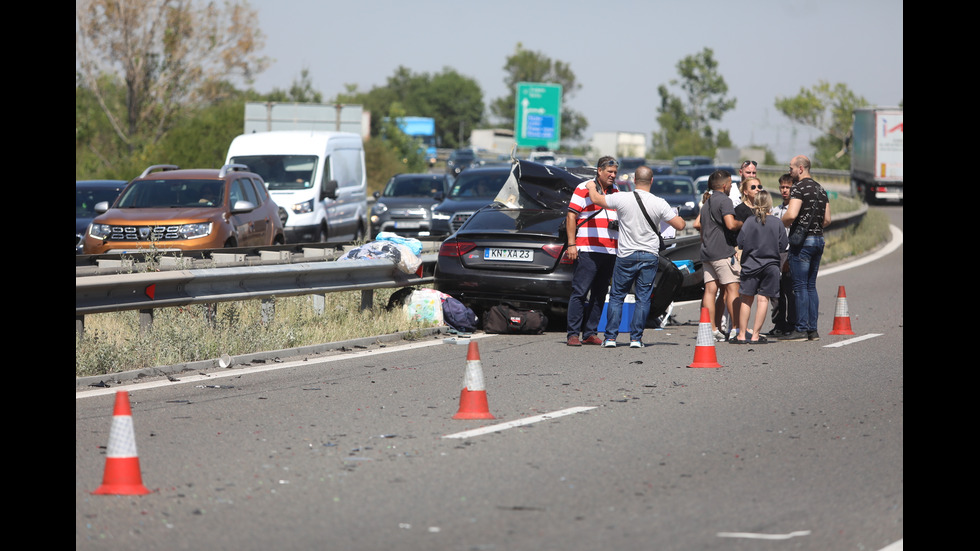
[[564, 156, 620, 346]]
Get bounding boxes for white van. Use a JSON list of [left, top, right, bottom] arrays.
[[226, 131, 368, 243]]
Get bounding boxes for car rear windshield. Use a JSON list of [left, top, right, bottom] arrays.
[[462, 208, 566, 235], [449, 171, 509, 198], [229, 155, 318, 190], [116, 179, 224, 208]]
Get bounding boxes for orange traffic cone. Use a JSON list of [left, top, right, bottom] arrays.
[[453, 341, 495, 419], [92, 391, 151, 495], [828, 286, 856, 335], [688, 307, 722, 368]]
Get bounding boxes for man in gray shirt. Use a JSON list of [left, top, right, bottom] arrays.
[[693, 169, 743, 341]]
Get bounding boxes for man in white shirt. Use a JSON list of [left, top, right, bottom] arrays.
[[587, 166, 685, 348]]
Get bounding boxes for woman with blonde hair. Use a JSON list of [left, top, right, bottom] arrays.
[[734, 189, 787, 344]]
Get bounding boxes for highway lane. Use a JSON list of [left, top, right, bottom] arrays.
[[76, 205, 902, 551]]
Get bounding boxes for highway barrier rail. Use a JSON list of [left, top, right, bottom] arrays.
[[75, 242, 438, 337]]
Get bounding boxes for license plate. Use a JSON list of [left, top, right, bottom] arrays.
[[484, 248, 532, 262], [394, 221, 421, 229]]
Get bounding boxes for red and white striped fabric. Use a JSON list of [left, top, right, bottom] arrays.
[[568, 182, 618, 254]]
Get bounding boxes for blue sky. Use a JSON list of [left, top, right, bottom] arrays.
[[244, 0, 903, 162]]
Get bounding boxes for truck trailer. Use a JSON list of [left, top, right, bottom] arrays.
[[850, 108, 903, 204]]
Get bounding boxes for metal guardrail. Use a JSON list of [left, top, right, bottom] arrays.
[[76, 255, 436, 315], [75, 247, 438, 336]]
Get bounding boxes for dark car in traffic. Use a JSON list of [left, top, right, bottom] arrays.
[[445, 148, 480, 176], [651, 175, 699, 219], [430, 164, 513, 236], [370, 173, 453, 238], [434, 160, 704, 325], [671, 155, 713, 177], [77, 179, 127, 254]]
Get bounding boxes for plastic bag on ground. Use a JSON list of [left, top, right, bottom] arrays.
[[403, 288, 449, 324]]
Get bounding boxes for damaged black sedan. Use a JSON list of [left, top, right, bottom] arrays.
[[434, 160, 704, 326]]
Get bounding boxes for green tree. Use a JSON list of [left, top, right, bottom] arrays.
[[774, 81, 868, 169], [490, 43, 588, 145], [76, 0, 268, 164], [651, 48, 736, 159], [264, 68, 324, 103], [335, 66, 484, 149]]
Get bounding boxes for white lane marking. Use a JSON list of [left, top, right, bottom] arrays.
[[823, 333, 883, 348], [76, 335, 494, 400], [879, 539, 903, 551], [443, 406, 596, 439], [717, 530, 811, 540]]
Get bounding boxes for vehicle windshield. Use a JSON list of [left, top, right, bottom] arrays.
[[619, 159, 647, 172], [383, 176, 444, 198], [115, 179, 225, 208], [449, 171, 508, 198], [229, 155, 318, 190], [561, 158, 589, 168], [450, 151, 475, 162], [652, 179, 695, 196], [77, 188, 123, 216]]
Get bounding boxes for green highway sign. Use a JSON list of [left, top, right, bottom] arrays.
[[514, 82, 562, 149]]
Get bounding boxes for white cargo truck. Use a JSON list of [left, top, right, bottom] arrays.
[[850, 108, 903, 204]]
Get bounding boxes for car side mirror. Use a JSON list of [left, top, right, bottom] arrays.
[[321, 179, 339, 200], [231, 200, 256, 213], [94, 201, 110, 214], [373, 191, 381, 200]]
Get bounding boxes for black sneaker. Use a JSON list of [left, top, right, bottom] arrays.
[[807, 330, 820, 341], [778, 330, 809, 341]]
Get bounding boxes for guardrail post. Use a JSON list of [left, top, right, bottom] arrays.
[[360, 290, 373, 312], [312, 294, 325, 315], [261, 298, 275, 323], [139, 309, 153, 334], [204, 303, 218, 326], [76, 315, 85, 339]]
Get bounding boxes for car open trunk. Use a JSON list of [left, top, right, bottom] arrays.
[[494, 160, 588, 211]]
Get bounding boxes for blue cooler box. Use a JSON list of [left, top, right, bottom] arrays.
[[598, 294, 635, 333]]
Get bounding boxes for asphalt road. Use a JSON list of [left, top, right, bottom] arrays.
[[76, 205, 903, 551]]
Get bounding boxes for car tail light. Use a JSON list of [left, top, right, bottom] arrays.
[[439, 240, 476, 257], [542, 243, 573, 264]]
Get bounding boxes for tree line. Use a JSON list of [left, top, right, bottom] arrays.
[[76, 0, 879, 193]]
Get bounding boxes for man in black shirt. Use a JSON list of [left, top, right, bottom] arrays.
[[780, 155, 832, 341]]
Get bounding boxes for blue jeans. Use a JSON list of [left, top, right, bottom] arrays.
[[604, 251, 659, 342], [567, 252, 617, 338], [788, 236, 824, 332]]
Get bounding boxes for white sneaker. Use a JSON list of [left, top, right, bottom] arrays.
[[713, 330, 727, 342], [602, 339, 617, 348], [630, 340, 643, 348]]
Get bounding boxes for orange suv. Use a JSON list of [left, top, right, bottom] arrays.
[[82, 164, 286, 254]]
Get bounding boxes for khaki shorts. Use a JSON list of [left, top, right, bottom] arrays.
[[704, 257, 740, 286]]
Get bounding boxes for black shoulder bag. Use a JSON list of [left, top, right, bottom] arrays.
[[633, 191, 667, 254]]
